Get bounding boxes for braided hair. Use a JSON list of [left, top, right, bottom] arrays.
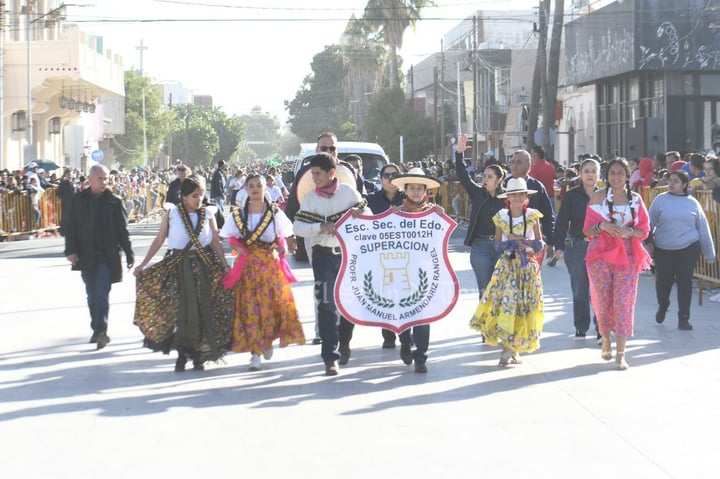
[[605, 157, 635, 224], [506, 198, 529, 237]]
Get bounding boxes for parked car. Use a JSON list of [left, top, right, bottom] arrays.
[[288, 141, 389, 261]]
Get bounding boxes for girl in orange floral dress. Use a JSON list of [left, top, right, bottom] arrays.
[[219, 174, 305, 371]]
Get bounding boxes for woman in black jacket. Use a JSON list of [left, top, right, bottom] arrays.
[[455, 134, 506, 299]]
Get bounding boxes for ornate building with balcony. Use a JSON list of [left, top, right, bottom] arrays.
[[2, 0, 125, 171]]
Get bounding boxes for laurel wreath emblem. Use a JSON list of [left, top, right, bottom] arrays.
[[399, 269, 429, 307], [363, 269, 429, 309], [363, 271, 395, 308]]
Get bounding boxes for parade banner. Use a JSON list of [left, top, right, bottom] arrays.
[[334, 208, 459, 333]]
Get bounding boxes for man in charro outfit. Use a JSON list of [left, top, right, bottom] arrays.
[[293, 153, 370, 376]]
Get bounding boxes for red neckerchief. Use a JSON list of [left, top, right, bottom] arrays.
[[316, 177, 339, 198]]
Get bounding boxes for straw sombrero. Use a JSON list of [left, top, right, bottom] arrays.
[[390, 167, 441, 189], [295, 161, 358, 204], [497, 177, 538, 198]]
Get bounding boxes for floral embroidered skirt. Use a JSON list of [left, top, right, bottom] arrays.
[[133, 249, 234, 361], [231, 244, 305, 354], [469, 253, 544, 353]]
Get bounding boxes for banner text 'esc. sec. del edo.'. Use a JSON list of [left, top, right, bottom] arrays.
[[334, 208, 459, 333]]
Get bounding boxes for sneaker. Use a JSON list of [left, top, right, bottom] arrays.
[[324, 361, 338, 376], [400, 343, 413, 365], [574, 330, 586, 340], [263, 345, 274, 360], [249, 354, 262, 371], [96, 334, 110, 350]]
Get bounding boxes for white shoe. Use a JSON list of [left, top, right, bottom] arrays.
[[249, 354, 262, 371], [263, 345, 274, 360]]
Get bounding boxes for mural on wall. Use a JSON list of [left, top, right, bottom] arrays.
[[566, 0, 720, 85], [638, 0, 720, 70], [565, 0, 636, 85]]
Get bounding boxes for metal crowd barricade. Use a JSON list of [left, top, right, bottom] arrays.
[[0, 192, 36, 239], [692, 190, 720, 304]]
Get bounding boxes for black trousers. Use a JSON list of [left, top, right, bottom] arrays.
[[654, 241, 701, 319]]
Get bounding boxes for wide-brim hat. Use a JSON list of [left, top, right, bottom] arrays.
[[497, 177, 537, 198], [391, 167, 441, 189], [295, 162, 358, 204]]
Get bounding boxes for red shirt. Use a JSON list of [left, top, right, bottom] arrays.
[[529, 159, 556, 197]]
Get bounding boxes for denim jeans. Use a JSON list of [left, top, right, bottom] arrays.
[[399, 325, 429, 362], [312, 251, 354, 363], [469, 237, 500, 299], [563, 239, 597, 333], [213, 196, 225, 215], [654, 241, 701, 319], [80, 261, 112, 335]]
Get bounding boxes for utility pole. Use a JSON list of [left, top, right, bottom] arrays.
[[0, 0, 5, 168], [440, 40, 446, 162], [167, 92, 173, 169], [433, 66, 438, 160], [135, 38, 148, 75], [472, 15, 478, 165]]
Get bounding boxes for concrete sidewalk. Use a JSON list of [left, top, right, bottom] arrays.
[[1, 227, 719, 479]]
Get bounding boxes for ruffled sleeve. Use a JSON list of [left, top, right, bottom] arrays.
[[273, 209, 294, 238]]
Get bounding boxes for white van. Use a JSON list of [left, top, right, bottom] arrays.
[[294, 141, 389, 186]]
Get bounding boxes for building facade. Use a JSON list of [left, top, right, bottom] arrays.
[[565, 0, 720, 159], [2, 0, 124, 171]]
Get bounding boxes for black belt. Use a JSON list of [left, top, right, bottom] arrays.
[[312, 245, 342, 255], [474, 234, 495, 241]]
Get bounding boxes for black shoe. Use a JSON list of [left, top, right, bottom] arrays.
[[89, 334, 98, 344], [547, 257, 558, 267], [596, 333, 603, 346], [400, 343, 413, 365], [325, 361, 338, 376], [678, 320, 693, 331], [574, 330, 586, 340], [414, 361, 428, 373], [96, 334, 110, 350], [656, 307, 667, 324], [192, 360, 205, 371], [174, 354, 187, 372], [311, 337, 322, 345], [382, 339, 396, 349], [339, 343, 351, 365]]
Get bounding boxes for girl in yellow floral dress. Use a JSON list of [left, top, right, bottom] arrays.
[[469, 177, 545, 366], [219, 174, 305, 371]]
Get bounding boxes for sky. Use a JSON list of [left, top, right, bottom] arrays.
[[68, 0, 539, 124]]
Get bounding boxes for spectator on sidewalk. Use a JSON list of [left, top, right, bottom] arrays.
[[649, 170, 716, 331]]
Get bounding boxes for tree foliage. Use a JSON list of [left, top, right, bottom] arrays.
[[365, 87, 433, 163], [168, 105, 244, 167], [114, 70, 172, 168], [239, 106, 281, 159], [286, 45, 353, 141]]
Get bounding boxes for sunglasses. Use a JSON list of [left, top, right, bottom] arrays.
[[382, 172, 399, 179], [319, 146, 337, 152]]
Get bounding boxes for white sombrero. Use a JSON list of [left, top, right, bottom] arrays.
[[295, 161, 358, 204], [390, 167, 442, 189], [497, 177, 537, 198]]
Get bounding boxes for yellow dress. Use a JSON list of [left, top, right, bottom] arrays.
[[469, 208, 544, 353]]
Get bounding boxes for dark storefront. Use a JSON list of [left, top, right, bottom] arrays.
[[566, 0, 720, 158]]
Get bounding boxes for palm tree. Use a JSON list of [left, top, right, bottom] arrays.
[[363, 0, 434, 88], [341, 15, 388, 139]]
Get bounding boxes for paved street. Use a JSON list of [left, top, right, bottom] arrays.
[[1, 222, 719, 479]]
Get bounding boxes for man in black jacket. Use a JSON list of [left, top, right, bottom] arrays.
[[210, 160, 227, 214], [64, 164, 134, 349], [505, 149, 555, 260], [166, 164, 189, 205]]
